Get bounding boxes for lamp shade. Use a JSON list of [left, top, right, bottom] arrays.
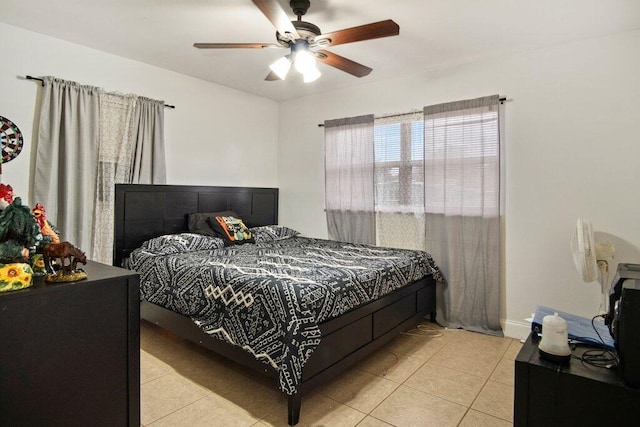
[[294, 49, 316, 74], [269, 56, 291, 80], [271, 41, 322, 83], [303, 67, 321, 83]]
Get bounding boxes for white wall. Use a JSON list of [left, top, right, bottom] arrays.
[[0, 22, 279, 201], [278, 29, 640, 339], [4, 20, 639, 339]]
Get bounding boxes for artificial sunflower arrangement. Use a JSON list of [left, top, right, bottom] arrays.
[[0, 263, 34, 292]]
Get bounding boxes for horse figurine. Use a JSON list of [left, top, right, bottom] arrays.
[[43, 241, 87, 274]]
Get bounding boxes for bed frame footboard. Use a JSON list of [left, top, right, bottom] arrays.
[[141, 276, 436, 425]]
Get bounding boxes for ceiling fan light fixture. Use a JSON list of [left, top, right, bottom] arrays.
[[269, 56, 292, 80], [303, 66, 321, 83], [293, 48, 316, 74], [194, 1, 401, 83], [291, 40, 316, 75]]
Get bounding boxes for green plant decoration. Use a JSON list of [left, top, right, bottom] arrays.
[[0, 197, 42, 264]]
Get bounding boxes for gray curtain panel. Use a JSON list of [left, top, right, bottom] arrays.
[[33, 76, 101, 255], [424, 95, 503, 336], [131, 97, 166, 184], [324, 114, 375, 244]]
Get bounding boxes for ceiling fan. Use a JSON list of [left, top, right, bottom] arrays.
[[194, 0, 400, 82]]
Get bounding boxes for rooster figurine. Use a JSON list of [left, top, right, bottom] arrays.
[[32, 203, 60, 244], [0, 184, 14, 209]]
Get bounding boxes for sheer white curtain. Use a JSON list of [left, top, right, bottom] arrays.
[[92, 94, 137, 263], [92, 95, 166, 263], [424, 95, 502, 336], [324, 115, 375, 244], [33, 77, 166, 264]]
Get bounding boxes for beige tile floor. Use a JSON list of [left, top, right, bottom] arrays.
[[140, 320, 522, 426]]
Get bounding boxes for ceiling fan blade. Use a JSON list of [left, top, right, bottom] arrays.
[[252, 0, 300, 39], [316, 50, 372, 78], [264, 70, 281, 81], [314, 19, 399, 47], [193, 43, 281, 49]]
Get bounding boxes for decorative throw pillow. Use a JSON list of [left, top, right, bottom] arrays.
[[250, 225, 300, 243], [188, 211, 238, 236], [207, 216, 255, 246]]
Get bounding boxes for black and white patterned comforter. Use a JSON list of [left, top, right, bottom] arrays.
[[129, 231, 444, 395]]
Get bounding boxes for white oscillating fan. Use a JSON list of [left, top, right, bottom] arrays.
[[571, 218, 615, 312], [571, 218, 598, 283]]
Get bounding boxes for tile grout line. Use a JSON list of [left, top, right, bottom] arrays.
[[140, 369, 175, 386], [145, 394, 212, 426], [142, 326, 517, 426], [362, 329, 465, 424], [304, 392, 369, 425], [453, 332, 508, 426], [329, 328, 452, 419], [463, 345, 514, 424], [397, 329, 513, 425]]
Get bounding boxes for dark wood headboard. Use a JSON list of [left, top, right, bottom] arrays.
[[113, 184, 278, 266]]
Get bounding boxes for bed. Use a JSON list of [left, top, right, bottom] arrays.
[[114, 184, 442, 425]]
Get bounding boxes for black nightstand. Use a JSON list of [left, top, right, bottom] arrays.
[[0, 261, 140, 426], [514, 332, 640, 426]]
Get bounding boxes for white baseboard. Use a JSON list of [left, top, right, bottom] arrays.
[[502, 319, 531, 340]]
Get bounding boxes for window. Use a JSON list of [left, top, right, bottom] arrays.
[[374, 112, 424, 213], [325, 95, 502, 334], [424, 109, 499, 215], [374, 109, 499, 216]]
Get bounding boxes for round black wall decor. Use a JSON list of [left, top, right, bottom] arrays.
[[0, 115, 24, 164]]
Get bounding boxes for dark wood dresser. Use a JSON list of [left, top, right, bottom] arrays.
[[0, 261, 140, 426], [515, 332, 640, 426]]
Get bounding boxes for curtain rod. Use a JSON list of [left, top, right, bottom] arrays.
[[25, 75, 176, 109], [317, 97, 507, 127]]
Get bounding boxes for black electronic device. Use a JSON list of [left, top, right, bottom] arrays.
[[606, 263, 640, 387]]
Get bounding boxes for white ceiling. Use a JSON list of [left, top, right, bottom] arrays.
[[3, 0, 640, 101]]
